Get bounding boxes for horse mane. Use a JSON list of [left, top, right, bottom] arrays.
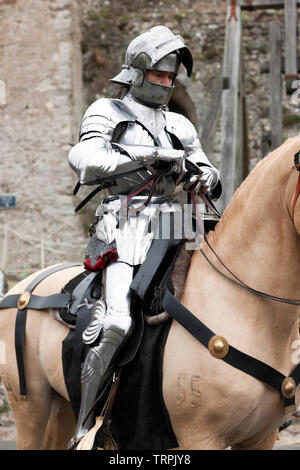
[[211, 158, 265, 239], [209, 141, 294, 242]]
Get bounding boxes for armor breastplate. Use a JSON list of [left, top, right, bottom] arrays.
[[109, 94, 177, 196], [70, 94, 213, 197]]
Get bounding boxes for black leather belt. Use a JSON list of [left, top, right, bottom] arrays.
[[0, 293, 70, 310], [0, 263, 81, 398]]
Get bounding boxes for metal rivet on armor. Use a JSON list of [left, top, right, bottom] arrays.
[[281, 377, 296, 399], [17, 292, 31, 310], [208, 335, 229, 359]]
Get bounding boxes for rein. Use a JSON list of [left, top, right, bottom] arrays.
[[121, 168, 166, 215]]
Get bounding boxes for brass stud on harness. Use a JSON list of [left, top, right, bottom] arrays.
[[17, 292, 31, 310], [208, 335, 229, 359], [281, 377, 296, 400]]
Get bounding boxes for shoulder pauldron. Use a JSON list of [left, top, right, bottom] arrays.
[[164, 111, 198, 152], [80, 98, 137, 142]]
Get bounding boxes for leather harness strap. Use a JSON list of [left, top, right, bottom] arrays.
[[0, 263, 81, 397], [0, 293, 70, 310], [162, 286, 299, 414]]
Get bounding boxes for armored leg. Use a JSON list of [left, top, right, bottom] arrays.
[[68, 262, 134, 448]]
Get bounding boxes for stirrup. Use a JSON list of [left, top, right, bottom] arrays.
[[75, 417, 105, 451], [68, 432, 87, 450]]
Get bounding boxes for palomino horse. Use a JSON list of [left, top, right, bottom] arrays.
[[0, 137, 300, 450]]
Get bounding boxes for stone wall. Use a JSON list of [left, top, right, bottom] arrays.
[[0, 0, 86, 279]]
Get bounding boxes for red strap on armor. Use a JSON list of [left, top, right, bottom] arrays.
[[84, 249, 118, 272]]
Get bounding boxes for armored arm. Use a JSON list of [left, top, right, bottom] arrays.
[[183, 135, 220, 196], [165, 112, 222, 198], [68, 139, 185, 185], [68, 99, 185, 185]]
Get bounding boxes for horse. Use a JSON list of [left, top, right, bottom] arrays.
[[0, 136, 300, 450]]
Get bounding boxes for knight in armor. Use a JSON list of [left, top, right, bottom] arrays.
[[67, 25, 221, 448]]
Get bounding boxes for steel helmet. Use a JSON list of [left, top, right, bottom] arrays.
[[110, 25, 193, 108]]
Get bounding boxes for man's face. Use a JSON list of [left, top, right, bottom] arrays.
[[146, 70, 175, 87]]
